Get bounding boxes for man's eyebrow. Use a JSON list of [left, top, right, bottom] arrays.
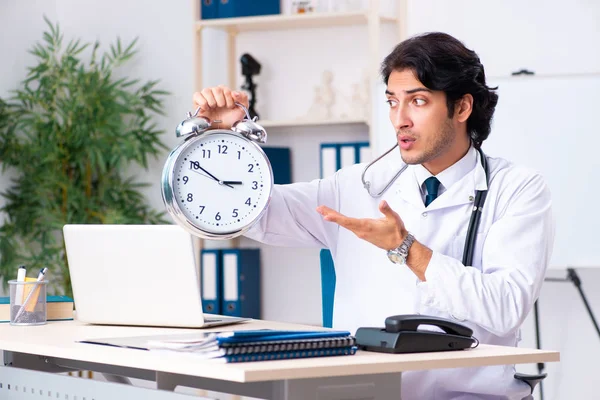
[[385, 88, 433, 96]]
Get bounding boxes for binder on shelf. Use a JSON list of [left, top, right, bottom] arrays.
[[200, 249, 222, 314], [320, 141, 370, 178], [358, 142, 372, 163], [221, 249, 261, 319], [216, 0, 280, 19], [262, 146, 292, 184], [320, 143, 338, 179], [199, 0, 218, 20]]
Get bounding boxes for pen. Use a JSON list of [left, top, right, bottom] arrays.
[[15, 265, 27, 306], [36, 267, 48, 281], [14, 267, 48, 323]]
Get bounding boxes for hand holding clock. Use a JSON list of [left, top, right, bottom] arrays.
[[161, 86, 272, 239]]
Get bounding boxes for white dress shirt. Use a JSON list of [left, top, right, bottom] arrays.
[[414, 145, 478, 203], [245, 145, 555, 400]]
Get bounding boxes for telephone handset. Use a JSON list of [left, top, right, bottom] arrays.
[[355, 314, 478, 354]]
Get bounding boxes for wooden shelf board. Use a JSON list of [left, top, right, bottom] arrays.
[[197, 12, 398, 32], [258, 117, 369, 128]]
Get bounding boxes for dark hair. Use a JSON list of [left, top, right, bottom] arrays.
[[381, 32, 498, 147]]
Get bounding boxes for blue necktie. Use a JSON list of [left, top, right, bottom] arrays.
[[424, 176, 440, 207]]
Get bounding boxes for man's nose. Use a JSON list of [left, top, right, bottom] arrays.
[[390, 105, 412, 131]]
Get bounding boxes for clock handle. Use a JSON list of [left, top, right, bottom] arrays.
[[231, 102, 268, 144]]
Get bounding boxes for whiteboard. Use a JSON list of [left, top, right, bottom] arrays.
[[372, 74, 600, 269], [484, 74, 600, 269]]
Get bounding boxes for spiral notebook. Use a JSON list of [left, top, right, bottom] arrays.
[[79, 329, 358, 363], [218, 346, 358, 363]]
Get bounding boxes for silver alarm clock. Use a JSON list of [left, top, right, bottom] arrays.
[[161, 102, 274, 240]]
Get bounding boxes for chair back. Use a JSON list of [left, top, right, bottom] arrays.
[[320, 249, 336, 328]]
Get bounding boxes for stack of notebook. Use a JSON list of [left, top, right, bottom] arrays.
[[147, 330, 357, 363], [80, 330, 357, 363]]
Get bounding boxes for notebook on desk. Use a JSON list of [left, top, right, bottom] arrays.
[[78, 329, 357, 363], [62, 224, 250, 328]]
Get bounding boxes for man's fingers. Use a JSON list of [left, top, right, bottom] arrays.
[[379, 200, 400, 220], [212, 87, 227, 108], [200, 88, 217, 108], [193, 91, 209, 111], [220, 86, 235, 109], [317, 206, 363, 231], [232, 90, 249, 108]]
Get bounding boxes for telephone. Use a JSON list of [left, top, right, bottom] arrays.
[[355, 314, 478, 354]]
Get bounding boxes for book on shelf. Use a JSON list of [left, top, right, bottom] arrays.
[[0, 295, 74, 323]]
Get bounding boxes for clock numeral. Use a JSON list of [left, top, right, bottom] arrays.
[[245, 197, 251, 206], [218, 145, 228, 154], [232, 208, 239, 217], [189, 161, 200, 170], [252, 181, 258, 190], [248, 164, 254, 173], [202, 149, 211, 159], [199, 205, 205, 214], [215, 212, 221, 221], [187, 193, 193, 202], [182, 176, 189, 184], [237, 151, 241, 160]]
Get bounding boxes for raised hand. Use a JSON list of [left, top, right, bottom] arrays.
[[316, 200, 407, 251], [193, 86, 250, 129]]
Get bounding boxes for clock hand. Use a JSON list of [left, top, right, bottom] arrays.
[[196, 165, 220, 182], [221, 181, 243, 185], [188, 168, 234, 189]]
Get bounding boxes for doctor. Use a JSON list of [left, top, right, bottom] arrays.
[[192, 32, 554, 400]]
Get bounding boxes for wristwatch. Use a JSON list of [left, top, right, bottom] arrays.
[[387, 232, 416, 265]]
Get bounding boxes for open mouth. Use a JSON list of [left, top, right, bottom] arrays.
[[398, 136, 416, 150]]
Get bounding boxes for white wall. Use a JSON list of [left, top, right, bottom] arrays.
[[2, 1, 600, 399]]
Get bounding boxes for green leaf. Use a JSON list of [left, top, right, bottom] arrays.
[[0, 18, 169, 295]]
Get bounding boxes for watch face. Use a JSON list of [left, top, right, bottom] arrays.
[[166, 131, 273, 237], [388, 251, 405, 265]]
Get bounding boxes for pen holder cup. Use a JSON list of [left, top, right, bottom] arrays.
[[8, 279, 48, 326]]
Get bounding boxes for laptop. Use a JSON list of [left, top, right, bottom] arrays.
[[62, 224, 250, 328]]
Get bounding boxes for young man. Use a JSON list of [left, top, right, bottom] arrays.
[[192, 32, 554, 400]]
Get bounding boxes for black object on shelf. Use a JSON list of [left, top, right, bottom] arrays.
[[240, 53, 261, 120]]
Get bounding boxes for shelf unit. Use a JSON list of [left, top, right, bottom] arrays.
[[192, 0, 406, 135], [196, 10, 399, 32], [259, 117, 368, 129], [189, 1, 407, 324]]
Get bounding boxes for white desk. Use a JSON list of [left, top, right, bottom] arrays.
[[0, 319, 559, 400]]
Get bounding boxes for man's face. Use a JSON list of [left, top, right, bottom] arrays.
[[386, 69, 456, 167]]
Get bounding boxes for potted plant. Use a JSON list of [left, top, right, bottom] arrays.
[[0, 18, 169, 296]]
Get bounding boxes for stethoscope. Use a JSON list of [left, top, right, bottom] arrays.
[[361, 143, 490, 267]]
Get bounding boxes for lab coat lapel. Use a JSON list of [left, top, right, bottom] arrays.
[[395, 167, 426, 209]]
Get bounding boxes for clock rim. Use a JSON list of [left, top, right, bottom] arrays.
[[161, 129, 274, 240]]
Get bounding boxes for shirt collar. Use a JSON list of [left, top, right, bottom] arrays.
[[413, 145, 478, 193]]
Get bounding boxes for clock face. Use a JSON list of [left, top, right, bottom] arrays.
[[169, 131, 273, 236]]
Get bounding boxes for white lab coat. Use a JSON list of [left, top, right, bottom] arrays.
[[245, 146, 555, 400]]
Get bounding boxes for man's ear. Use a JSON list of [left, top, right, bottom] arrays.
[[455, 94, 473, 123]]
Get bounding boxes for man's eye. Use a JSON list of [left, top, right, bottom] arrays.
[[414, 98, 426, 106], [386, 99, 397, 107]]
